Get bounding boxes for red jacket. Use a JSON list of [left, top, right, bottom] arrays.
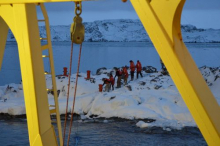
[[130, 62, 135, 72], [110, 76, 115, 85], [136, 62, 142, 72], [123, 67, 129, 78], [103, 79, 110, 85]]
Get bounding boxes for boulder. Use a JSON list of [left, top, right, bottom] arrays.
[[199, 66, 215, 86], [96, 67, 107, 75], [143, 66, 157, 73], [125, 85, 132, 91], [139, 81, 146, 86]]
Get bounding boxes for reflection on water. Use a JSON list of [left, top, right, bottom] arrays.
[[0, 120, 207, 146]]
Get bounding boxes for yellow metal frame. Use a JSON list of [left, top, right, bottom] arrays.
[[0, 3, 58, 146], [130, 0, 220, 145], [0, 0, 220, 145]]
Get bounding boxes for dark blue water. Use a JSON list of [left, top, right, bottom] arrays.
[[1, 42, 220, 86], [0, 119, 207, 146]]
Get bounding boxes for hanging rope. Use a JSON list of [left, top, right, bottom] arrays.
[[63, 42, 74, 145], [64, 2, 84, 145], [67, 44, 83, 146]]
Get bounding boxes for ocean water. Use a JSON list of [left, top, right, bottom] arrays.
[[1, 42, 220, 86], [0, 119, 207, 146]]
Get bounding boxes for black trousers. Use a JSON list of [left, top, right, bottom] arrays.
[[130, 71, 134, 80], [137, 71, 143, 79], [111, 84, 114, 90]]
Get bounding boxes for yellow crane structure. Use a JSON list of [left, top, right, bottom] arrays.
[[0, 0, 219, 146]]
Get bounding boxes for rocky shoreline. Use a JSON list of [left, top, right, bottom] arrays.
[[0, 112, 204, 137]]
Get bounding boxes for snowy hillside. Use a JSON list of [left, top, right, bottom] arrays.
[[1, 66, 220, 129], [6, 19, 220, 43]]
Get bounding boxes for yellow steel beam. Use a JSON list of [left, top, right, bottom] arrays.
[[0, 0, 87, 5], [0, 17, 8, 70], [0, 4, 57, 146], [130, 0, 220, 145]]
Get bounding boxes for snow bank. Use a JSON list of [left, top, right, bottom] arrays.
[[1, 66, 220, 129]]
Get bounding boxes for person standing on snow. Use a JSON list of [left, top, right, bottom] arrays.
[[102, 78, 111, 92], [109, 73, 115, 90], [114, 68, 122, 88], [122, 66, 129, 85], [129, 60, 135, 81], [136, 60, 143, 79]]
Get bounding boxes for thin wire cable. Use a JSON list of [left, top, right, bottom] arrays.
[[63, 42, 74, 145], [67, 44, 83, 146]]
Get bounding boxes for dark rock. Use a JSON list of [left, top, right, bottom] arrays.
[[125, 85, 132, 91], [109, 96, 116, 101], [161, 70, 169, 75], [48, 90, 61, 96], [144, 66, 157, 73], [150, 79, 157, 83], [139, 81, 146, 86], [0, 113, 26, 120], [96, 67, 107, 75], [154, 85, 162, 90], [57, 90, 60, 96], [214, 75, 219, 81], [89, 78, 96, 83]]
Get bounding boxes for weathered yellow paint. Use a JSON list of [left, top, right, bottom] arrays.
[[1, 0, 220, 145], [130, 0, 220, 145], [0, 4, 57, 146], [0, 17, 8, 70]]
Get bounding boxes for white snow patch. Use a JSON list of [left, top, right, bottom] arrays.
[[1, 67, 219, 129], [136, 121, 150, 128]]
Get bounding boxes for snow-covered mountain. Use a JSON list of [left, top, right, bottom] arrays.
[[6, 19, 220, 43]]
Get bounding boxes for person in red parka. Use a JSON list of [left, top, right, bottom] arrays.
[[114, 68, 122, 88], [102, 78, 111, 92], [122, 66, 129, 85], [129, 60, 135, 81], [136, 60, 143, 79], [109, 73, 115, 90]]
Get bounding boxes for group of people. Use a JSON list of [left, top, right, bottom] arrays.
[[102, 60, 143, 92]]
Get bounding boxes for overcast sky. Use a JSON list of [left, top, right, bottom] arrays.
[[38, 0, 220, 29]]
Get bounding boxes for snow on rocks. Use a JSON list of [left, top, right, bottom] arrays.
[[136, 121, 150, 128], [1, 66, 220, 130]]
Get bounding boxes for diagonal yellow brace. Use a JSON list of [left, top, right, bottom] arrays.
[[0, 17, 8, 70], [130, 0, 220, 145]]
